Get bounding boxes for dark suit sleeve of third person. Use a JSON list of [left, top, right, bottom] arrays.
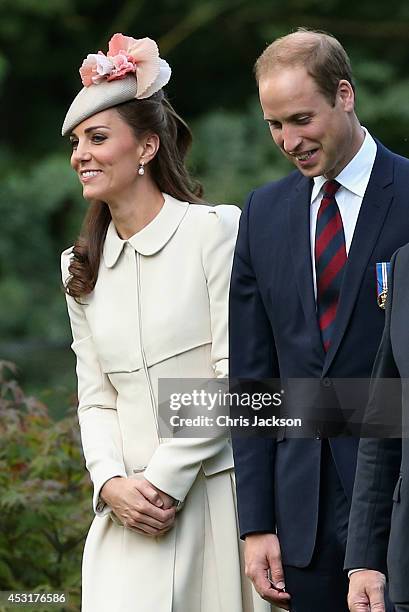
[[344, 249, 402, 576], [229, 190, 279, 538]]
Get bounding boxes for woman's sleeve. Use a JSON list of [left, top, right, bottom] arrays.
[[61, 249, 127, 515], [143, 205, 241, 501], [201, 205, 241, 378]]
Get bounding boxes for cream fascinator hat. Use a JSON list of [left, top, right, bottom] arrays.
[[62, 33, 171, 136]]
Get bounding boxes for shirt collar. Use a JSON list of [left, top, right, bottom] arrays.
[[311, 127, 377, 202], [103, 193, 189, 268]]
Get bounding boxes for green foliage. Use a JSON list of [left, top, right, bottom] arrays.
[[190, 98, 290, 204], [0, 154, 83, 341], [353, 58, 409, 152], [0, 361, 90, 610]]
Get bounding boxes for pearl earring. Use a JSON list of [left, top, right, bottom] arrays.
[[138, 162, 145, 176]]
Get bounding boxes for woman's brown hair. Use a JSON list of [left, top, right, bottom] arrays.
[[65, 90, 203, 299]]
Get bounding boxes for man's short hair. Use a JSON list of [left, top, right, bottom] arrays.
[[255, 28, 355, 105]]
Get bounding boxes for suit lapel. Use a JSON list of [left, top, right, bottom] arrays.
[[322, 143, 394, 375], [287, 174, 325, 358]]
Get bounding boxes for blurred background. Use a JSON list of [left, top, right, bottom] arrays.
[[1, 0, 409, 606]]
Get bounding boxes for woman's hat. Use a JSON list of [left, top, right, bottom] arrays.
[[62, 33, 171, 136]]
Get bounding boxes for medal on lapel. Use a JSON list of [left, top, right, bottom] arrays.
[[376, 262, 390, 310]]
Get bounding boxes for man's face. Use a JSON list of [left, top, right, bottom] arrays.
[[259, 66, 357, 179]]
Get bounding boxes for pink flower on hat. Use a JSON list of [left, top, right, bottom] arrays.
[[78, 33, 171, 100], [80, 52, 114, 86], [107, 34, 160, 98], [107, 53, 135, 80]]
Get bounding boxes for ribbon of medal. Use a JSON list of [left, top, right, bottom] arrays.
[[376, 262, 390, 310]]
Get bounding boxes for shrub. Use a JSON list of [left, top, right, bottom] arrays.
[[0, 361, 91, 611]]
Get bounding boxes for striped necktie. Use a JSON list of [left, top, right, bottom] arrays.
[[315, 180, 346, 352]]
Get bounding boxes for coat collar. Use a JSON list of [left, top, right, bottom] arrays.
[[103, 193, 189, 267]]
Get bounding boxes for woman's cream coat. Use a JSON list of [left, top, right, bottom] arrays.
[[62, 195, 269, 612]]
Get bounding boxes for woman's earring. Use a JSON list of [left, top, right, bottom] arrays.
[[137, 162, 145, 176]]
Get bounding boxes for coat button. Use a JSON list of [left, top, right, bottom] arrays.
[[322, 378, 331, 388]]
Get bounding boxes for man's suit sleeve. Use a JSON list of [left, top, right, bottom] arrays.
[[344, 250, 402, 574], [229, 191, 279, 538]]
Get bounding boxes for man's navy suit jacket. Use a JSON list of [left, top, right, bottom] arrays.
[[229, 141, 409, 567]]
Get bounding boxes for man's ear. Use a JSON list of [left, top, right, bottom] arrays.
[[337, 79, 355, 112]]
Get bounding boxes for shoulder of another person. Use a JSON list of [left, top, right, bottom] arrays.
[[393, 243, 409, 273]]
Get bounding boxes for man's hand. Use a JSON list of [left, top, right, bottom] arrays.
[[244, 533, 291, 609], [348, 569, 386, 612], [100, 476, 176, 536]]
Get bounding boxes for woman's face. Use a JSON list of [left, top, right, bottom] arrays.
[[70, 108, 143, 202]]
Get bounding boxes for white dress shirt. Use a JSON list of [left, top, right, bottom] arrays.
[[310, 128, 377, 298]]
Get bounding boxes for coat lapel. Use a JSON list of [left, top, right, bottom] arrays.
[[322, 143, 394, 375], [287, 174, 325, 358]]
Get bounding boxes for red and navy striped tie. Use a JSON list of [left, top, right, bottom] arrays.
[[315, 180, 346, 352]]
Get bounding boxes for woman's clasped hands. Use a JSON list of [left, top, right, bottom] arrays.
[[100, 476, 177, 536]]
